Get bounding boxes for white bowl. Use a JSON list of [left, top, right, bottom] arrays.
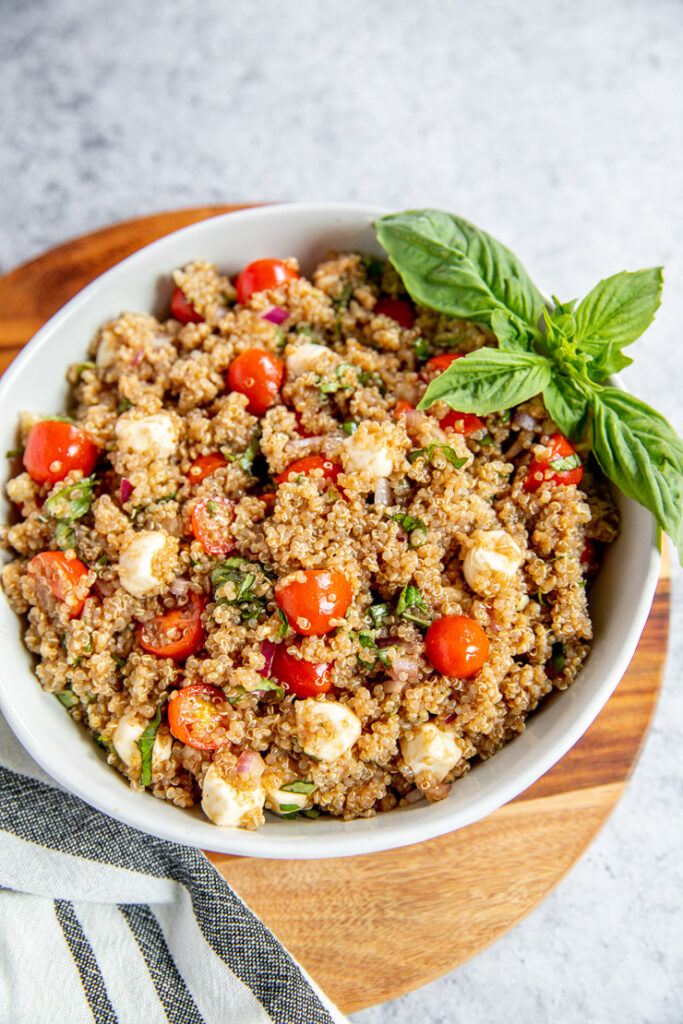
[[0, 202, 661, 858]]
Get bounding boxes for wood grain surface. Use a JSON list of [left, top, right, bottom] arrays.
[[0, 206, 670, 1014]]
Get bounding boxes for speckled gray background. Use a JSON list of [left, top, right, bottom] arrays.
[[1, 0, 682, 1021]]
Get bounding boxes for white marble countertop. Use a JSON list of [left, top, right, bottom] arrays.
[[1, 1, 681, 1020]]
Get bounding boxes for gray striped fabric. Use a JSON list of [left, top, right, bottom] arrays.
[[0, 716, 348, 1024]]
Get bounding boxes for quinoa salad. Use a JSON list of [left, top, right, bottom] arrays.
[[0, 250, 619, 830]]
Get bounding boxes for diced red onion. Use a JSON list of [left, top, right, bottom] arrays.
[[259, 640, 276, 678], [120, 478, 133, 503], [235, 750, 265, 780], [444, 712, 456, 724], [131, 349, 144, 367], [373, 478, 393, 506], [262, 306, 289, 325]]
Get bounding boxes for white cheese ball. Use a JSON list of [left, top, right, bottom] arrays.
[[400, 723, 463, 783], [294, 699, 362, 762], [285, 341, 336, 379], [463, 529, 524, 597], [341, 421, 400, 485], [112, 711, 173, 771], [118, 530, 177, 598], [114, 412, 178, 463], [201, 764, 266, 828]]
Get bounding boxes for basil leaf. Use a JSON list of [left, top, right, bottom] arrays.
[[551, 641, 566, 673], [418, 348, 551, 415], [137, 707, 162, 788], [589, 388, 683, 561], [374, 210, 544, 336], [238, 427, 261, 474], [45, 474, 98, 523], [281, 779, 317, 794], [542, 373, 590, 442], [407, 443, 467, 470], [396, 583, 431, 628], [54, 521, 77, 550], [368, 601, 389, 628], [490, 309, 535, 352], [279, 804, 302, 814], [574, 268, 663, 353], [549, 453, 582, 472], [276, 607, 289, 639]]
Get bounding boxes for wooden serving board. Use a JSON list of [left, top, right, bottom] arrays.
[[0, 206, 670, 1014]]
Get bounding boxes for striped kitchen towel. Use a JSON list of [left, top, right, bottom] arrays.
[[0, 716, 348, 1024]]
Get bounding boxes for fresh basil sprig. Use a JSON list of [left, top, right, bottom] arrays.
[[375, 209, 681, 562]]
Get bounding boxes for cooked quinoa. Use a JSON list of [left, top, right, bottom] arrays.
[[0, 252, 619, 829]]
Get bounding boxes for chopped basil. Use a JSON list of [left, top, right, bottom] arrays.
[[45, 474, 98, 524], [279, 803, 302, 813], [275, 326, 286, 352], [276, 606, 289, 640], [157, 491, 177, 504], [387, 511, 428, 549], [113, 656, 127, 671], [342, 420, 359, 435], [549, 452, 582, 472], [238, 427, 262, 474], [75, 361, 96, 380], [302, 808, 320, 819], [95, 554, 109, 568], [332, 283, 353, 310], [396, 582, 431, 628], [54, 521, 77, 550], [361, 255, 385, 281], [551, 641, 566, 673], [227, 680, 285, 704], [5, 447, 24, 458], [212, 557, 274, 623], [296, 323, 313, 335], [93, 732, 111, 751], [477, 432, 495, 447], [281, 779, 317, 794], [206, 500, 218, 519], [137, 706, 162, 787], [407, 444, 467, 470], [117, 397, 133, 414], [414, 336, 430, 362], [368, 601, 390, 628], [57, 688, 78, 709]]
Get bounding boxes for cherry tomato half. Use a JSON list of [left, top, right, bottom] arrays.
[[523, 433, 583, 493], [170, 286, 204, 324], [23, 421, 98, 485], [275, 569, 353, 636], [374, 298, 415, 329], [440, 409, 486, 436], [419, 352, 464, 381], [191, 497, 236, 558], [275, 455, 342, 488], [425, 614, 489, 678], [138, 591, 206, 661], [188, 452, 228, 484], [235, 259, 299, 305], [27, 551, 90, 618], [227, 348, 284, 416], [271, 642, 332, 698], [167, 683, 231, 750]]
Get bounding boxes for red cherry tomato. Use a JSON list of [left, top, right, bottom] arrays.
[[259, 491, 277, 508], [191, 497, 236, 557], [580, 539, 599, 566], [294, 412, 314, 438], [138, 591, 205, 661], [275, 455, 342, 488], [167, 683, 231, 750], [440, 409, 486, 436], [227, 348, 284, 416], [425, 615, 489, 678], [275, 569, 353, 636], [523, 433, 583, 493], [394, 400, 415, 418], [27, 551, 90, 618], [170, 286, 203, 324], [188, 452, 228, 484], [419, 352, 464, 381], [271, 642, 332, 698], [375, 298, 415, 329], [235, 259, 299, 305], [23, 421, 98, 485]]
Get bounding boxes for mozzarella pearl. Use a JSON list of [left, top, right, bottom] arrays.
[[285, 341, 334, 379], [112, 711, 173, 771], [118, 530, 175, 598], [463, 529, 524, 597], [115, 413, 177, 462], [400, 723, 463, 783], [294, 699, 362, 762], [201, 764, 265, 828]]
